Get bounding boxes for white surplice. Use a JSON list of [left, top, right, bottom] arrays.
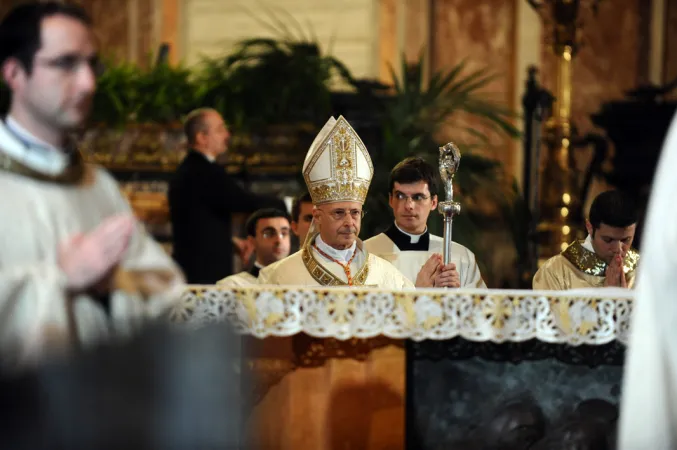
[[618, 113, 677, 449], [0, 121, 185, 369], [363, 230, 486, 288]]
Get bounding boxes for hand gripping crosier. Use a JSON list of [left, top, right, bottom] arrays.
[[437, 142, 461, 265]]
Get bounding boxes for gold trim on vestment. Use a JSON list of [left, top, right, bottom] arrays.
[[0, 147, 87, 185], [301, 232, 370, 286], [562, 240, 640, 277]]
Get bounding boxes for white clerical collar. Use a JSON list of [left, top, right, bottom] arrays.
[[394, 221, 427, 244], [193, 149, 216, 163], [315, 234, 356, 264], [583, 234, 595, 252], [0, 118, 68, 175], [254, 261, 266, 269]]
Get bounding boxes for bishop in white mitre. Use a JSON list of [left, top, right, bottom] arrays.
[[364, 157, 485, 288], [0, 120, 184, 369], [258, 116, 414, 289]]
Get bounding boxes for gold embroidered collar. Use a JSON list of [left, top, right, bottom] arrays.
[[562, 240, 640, 277], [301, 232, 370, 286], [0, 146, 87, 185]]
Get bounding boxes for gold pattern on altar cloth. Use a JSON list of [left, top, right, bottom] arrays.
[[171, 286, 635, 345], [481, 296, 514, 330], [562, 240, 640, 277], [303, 116, 373, 205], [301, 233, 370, 286], [549, 297, 599, 342]]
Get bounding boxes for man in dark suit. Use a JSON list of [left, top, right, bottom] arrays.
[[168, 108, 284, 284]]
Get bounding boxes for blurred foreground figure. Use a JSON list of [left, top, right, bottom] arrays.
[[533, 190, 639, 290], [618, 113, 677, 449], [0, 323, 243, 450], [0, 2, 183, 369]]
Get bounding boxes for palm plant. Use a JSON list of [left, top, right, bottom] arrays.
[[91, 58, 198, 127], [197, 6, 354, 133]]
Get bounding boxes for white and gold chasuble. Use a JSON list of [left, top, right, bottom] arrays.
[[364, 229, 486, 288], [0, 121, 184, 369], [532, 239, 639, 290], [258, 234, 414, 289]]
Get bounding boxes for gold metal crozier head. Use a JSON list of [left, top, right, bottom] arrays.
[[439, 142, 461, 201]]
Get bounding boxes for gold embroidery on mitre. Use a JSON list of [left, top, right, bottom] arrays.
[[301, 233, 369, 286], [562, 240, 640, 277], [303, 116, 373, 205]]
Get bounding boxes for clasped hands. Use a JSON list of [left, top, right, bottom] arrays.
[[604, 253, 628, 288], [57, 214, 136, 294], [415, 253, 460, 288]]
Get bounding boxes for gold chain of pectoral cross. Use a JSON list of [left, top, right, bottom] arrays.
[[312, 244, 357, 286]]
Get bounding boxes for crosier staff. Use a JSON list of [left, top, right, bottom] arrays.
[[437, 142, 461, 265]]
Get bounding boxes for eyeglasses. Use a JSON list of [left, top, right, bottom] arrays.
[[393, 192, 430, 203], [320, 209, 366, 221]]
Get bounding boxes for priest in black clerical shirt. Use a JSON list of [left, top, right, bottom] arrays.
[[364, 157, 485, 288]]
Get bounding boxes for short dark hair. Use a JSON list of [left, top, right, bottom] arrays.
[[0, 2, 92, 75], [183, 108, 214, 146], [245, 208, 290, 237], [589, 190, 638, 232], [291, 192, 312, 222], [388, 157, 440, 197]]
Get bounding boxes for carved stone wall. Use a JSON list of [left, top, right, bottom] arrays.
[[181, 0, 379, 81], [539, 0, 647, 136], [431, 0, 517, 171]]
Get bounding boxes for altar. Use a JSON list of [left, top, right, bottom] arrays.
[[170, 286, 632, 449]]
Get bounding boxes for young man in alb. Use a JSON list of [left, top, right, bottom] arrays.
[[364, 157, 485, 288]]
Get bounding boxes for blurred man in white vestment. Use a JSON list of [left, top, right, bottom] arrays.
[[618, 113, 677, 449], [259, 117, 453, 288], [364, 157, 485, 288], [0, 2, 184, 369], [217, 208, 291, 286]]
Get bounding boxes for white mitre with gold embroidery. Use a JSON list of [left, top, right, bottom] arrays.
[[302, 116, 373, 205]]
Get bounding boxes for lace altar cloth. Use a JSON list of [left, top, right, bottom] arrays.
[[169, 286, 634, 345]]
